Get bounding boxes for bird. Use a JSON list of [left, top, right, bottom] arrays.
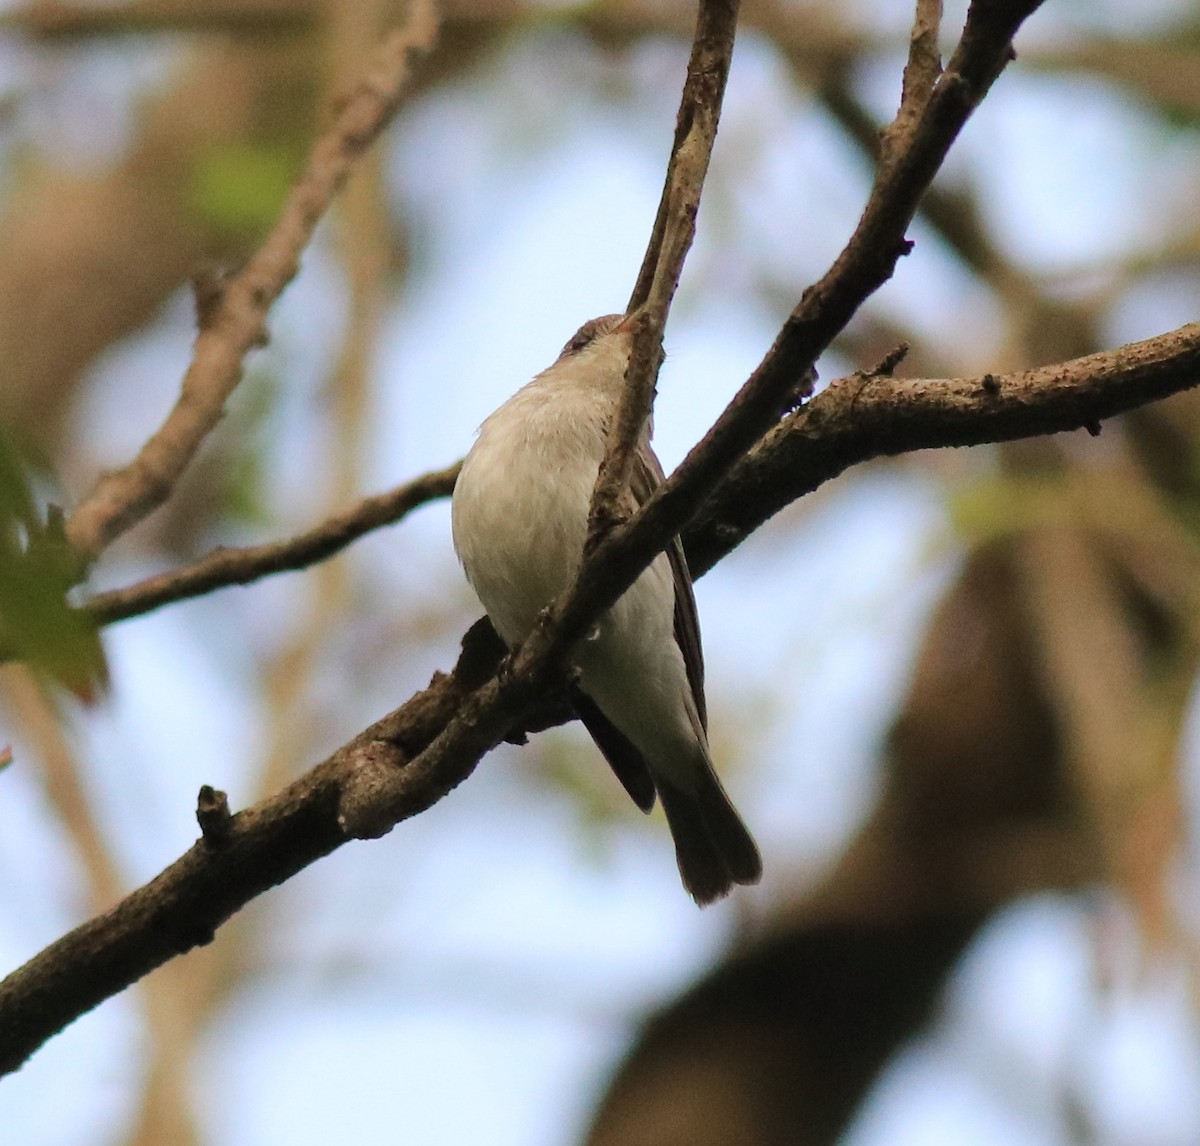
[[451, 313, 762, 905]]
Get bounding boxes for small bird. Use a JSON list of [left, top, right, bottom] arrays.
[[451, 313, 762, 905]]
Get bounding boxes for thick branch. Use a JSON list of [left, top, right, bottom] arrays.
[[686, 321, 1200, 574], [5, 315, 1199, 1073], [648, 0, 1045, 517], [63, 5, 438, 560]]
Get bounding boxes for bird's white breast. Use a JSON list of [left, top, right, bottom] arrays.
[[451, 373, 610, 647]]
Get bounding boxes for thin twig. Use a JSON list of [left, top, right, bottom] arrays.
[[624, 0, 739, 316], [588, 0, 741, 538], [85, 463, 459, 626], [885, 0, 944, 158], [63, 3, 438, 561]]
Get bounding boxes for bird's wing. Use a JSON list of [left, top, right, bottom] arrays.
[[632, 441, 707, 730], [571, 686, 657, 812], [572, 438, 708, 813]]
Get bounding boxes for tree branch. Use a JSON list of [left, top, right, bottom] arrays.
[[685, 321, 1200, 574], [85, 463, 460, 626], [6, 314, 1200, 1074], [589, 0, 740, 537], [75, 317, 1200, 631], [886, 0, 944, 157], [536, 0, 1047, 683], [62, 3, 439, 561]]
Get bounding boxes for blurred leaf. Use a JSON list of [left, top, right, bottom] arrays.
[[0, 744, 11, 770], [0, 428, 37, 537], [0, 434, 106, 701], [189, 141, 301, 240], [220, 364, 282, 527], [948, 472, 1071, 543]]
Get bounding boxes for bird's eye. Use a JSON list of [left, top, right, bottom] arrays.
[[560, 314, 625, 357], [566, 330, 596, 353]]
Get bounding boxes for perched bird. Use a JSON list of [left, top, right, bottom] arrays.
[[451, 314, 762, 905]]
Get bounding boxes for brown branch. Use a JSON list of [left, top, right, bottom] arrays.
[[589, 0, 740, 538], [686, 321, 1200, 574], [82, 316, 1200, 633], [7, 311, 1199, 1075], [625, 0, 738, 317], [62, 3, 439, 561], [84, 463, 459, 626], [886, 0, 944, 157], [686, 0, 1043, 439], [544, 0, 1047, 679]]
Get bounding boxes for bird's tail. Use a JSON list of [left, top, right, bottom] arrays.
[[656, 767, 762, 906]]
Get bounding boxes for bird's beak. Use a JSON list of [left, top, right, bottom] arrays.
[[613, 312, 640, 334]]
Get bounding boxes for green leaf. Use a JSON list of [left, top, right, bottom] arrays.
[[0, 434, 106, 700], [0, 430, 37, 537]]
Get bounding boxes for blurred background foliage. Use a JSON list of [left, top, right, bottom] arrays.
[[0, 431, 105, 698], [2, 1, 1200, 1144]]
